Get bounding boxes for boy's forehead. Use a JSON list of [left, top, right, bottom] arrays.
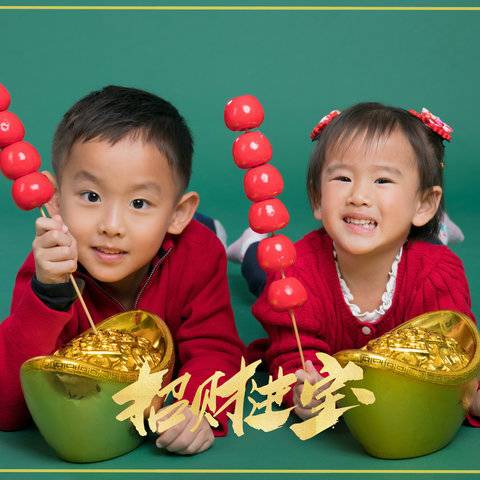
[[61, 137, 180, 190]]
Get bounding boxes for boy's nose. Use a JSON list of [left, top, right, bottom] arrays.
[[98, 207, 126, 237]]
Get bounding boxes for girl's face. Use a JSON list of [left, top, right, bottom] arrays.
[[315, 128, 440, 258]]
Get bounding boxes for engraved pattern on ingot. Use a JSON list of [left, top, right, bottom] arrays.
[[365, 327, 469, 372], [54, 330, 164, 373]]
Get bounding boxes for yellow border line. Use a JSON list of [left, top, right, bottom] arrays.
[[0, 5, 479, 10], [0, 469, 480, 474]]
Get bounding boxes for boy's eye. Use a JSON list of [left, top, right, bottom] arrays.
[[375, 177, 393, 184], [333, 176, 351, 182], [81, 191, 100, 203], [131, 199, 149, 210]]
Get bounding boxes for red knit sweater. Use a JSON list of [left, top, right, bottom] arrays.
[[0, 220, 245, 434], [249, 229, 477, 421]]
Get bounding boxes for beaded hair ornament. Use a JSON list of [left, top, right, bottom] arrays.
[[310, 107, 453, 143]]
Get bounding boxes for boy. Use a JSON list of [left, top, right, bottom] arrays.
[[0, 86, 245, 455]]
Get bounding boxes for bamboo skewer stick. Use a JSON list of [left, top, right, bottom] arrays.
[[39, 207, 98, 334], [279, 245, 305, 370]]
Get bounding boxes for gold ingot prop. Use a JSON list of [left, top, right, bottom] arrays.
[[334, 311, 480, 459], [20, 310, 175, 463]]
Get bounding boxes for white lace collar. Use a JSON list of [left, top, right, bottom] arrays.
[[333, 246, 403, 323]]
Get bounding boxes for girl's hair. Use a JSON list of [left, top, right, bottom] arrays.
[[307, 102, 445, 242]]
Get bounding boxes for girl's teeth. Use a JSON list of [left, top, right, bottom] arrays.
[[345, 217, 376, 226]]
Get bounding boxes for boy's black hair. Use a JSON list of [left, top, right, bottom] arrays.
[[307, 102, 445, 242], [52, 85, 193, 192]]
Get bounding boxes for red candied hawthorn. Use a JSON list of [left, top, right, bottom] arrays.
[[224, 94, 264, 131], [12, 172, 54, 210], [267, 277, 308, 311], [248, 198, 290, 234], [0, 141, 41, 179]]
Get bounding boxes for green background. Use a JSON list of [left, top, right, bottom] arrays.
[[0, 1, 479, 479]]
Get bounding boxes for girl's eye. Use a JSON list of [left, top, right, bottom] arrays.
[[81, 191, 100, 203], [375, 178, 393, 184], [333, 176, 351, 182], [131, 199, 149, 210]]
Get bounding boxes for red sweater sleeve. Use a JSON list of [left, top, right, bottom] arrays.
[[0, 253, 75, 430], [174, 234, 245, 436], [251, 265, 332, 407]]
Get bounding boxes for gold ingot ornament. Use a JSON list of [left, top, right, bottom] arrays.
[[20, 310, 175, 463], [334, 310, 480, 459]]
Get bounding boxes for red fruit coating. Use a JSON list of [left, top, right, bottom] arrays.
[[244, 164, 284, 201], [257, 235, 296, 272], [224, 94, 264, 131], [12, 172, 54, 210], [233, 131, 272, 169], [267, 277, 308, 311], [248, 198, 290, 234], [0, 111, 25, 148], [0, 141, 41, 179], [0, 84, 11, 112]]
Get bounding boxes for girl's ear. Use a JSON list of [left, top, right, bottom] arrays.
[[41, 171, 61, 216], [167, 191, 200, 235], [313, 203, 322, 222], [412, 186, 443, 227]]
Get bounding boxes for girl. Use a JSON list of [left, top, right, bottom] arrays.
[[233, 102, 479, 423]]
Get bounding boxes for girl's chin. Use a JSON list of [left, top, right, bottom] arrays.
[[333, 238, 380, 256]]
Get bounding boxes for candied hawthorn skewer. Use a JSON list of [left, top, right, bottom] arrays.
[[0, 83, 97, 334], [225, 94, 306, 369]]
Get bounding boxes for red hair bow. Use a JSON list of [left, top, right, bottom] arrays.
[[310, 110, 341, 141], [408, 108, 453, 142]]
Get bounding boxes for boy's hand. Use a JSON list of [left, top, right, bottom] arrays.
[[293, 360, 331, 420], [155, 405, 214, 455], [33, 214, 78, 284]]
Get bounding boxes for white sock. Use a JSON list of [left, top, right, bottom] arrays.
[[227, 227, 268, 263], [438, 213, 465, 245], [213, 219, 228, 249]]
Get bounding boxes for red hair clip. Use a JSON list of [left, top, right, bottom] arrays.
[[408, 108, 453, 142], [310, 110, 341, 141]]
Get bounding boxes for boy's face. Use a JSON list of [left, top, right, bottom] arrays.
[[51, 137, 195, 289]]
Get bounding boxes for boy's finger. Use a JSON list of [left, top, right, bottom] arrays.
[[35, 217, 63, 236], [179, 427, 211, 455], [41, 245, 76, 263], [156, 408, 192, 446], [37, 230, 73, 249], [41, 260, 77, 276], [160, 414, 199, 452], [156, 422, 184, 448]]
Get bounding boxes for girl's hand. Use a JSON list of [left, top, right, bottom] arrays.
[[293, 360, 331, 420], [33, 214, 78, 284], [155, 405, 214, 455]]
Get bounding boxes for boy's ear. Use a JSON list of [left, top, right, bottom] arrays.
[[41, 171, 61, 217], [412, 186, 443, 227], [167, 191, 200, 235], [313, 205, 322, 222]]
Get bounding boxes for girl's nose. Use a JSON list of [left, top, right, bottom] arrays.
[[98, 205, 126, 238], [347, 182, 372, 207]]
